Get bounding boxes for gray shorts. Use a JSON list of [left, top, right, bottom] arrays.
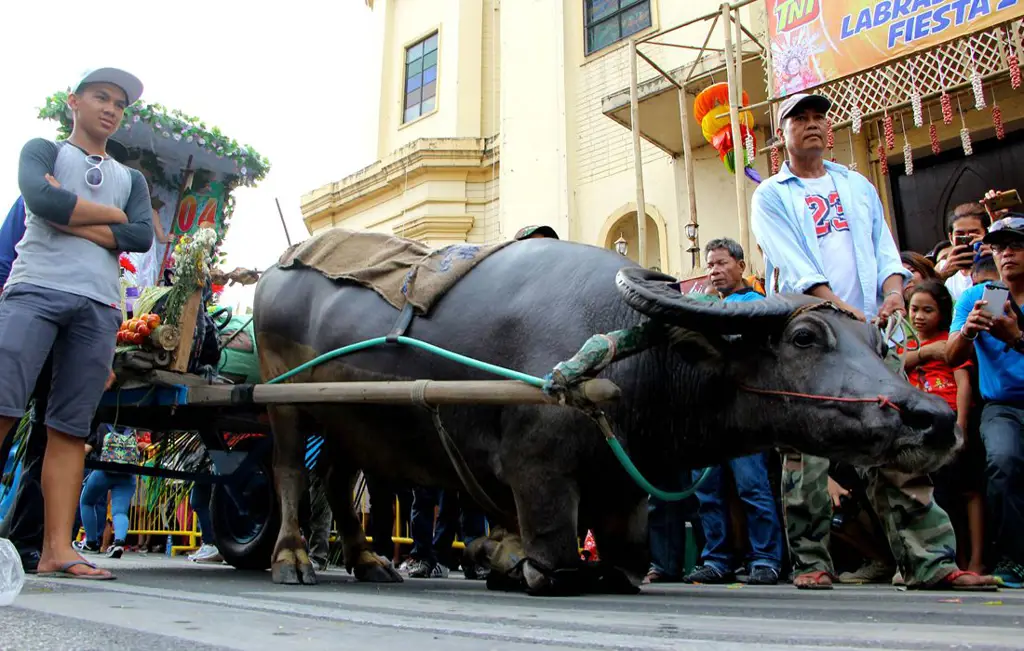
[[0, 283, 120, 438]]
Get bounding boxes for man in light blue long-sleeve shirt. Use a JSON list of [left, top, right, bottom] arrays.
[[751, 93, 994, 592]]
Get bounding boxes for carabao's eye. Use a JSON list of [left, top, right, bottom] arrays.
[[792, 329, 816, 348]]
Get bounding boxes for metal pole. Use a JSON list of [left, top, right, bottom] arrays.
[[629, 38, 648, 267], [677, 86, 699, 270], [275, 197, 293, 247], [723, 4, 750, 257]]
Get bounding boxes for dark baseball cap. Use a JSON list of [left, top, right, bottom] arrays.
[[514, 225, 559, 241], [777, 93, 832, 123], [983, 214, 1024, 245]]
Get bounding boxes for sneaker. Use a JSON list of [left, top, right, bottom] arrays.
[[190, 544, 224, 564], [747, 566, 780, 585], [311, 555, 329, 572], [106, 540, 125, 559], [397, 558, 414, 573], [892, 570, 905, 586], [992, 559, 1024, 589], [406, 559, 435, 578], [839, 560, 897, 585], [430, 563, 450, 578], [73, 540, 101, 554], [683, 564, 733, 584]]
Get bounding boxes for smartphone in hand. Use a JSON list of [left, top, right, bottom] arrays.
[[982, 282, 1010, 317]]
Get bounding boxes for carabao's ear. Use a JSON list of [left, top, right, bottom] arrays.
[[663, 325, 723, 363]]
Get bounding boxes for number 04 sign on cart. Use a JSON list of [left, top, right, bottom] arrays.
[[175, 180, 226, 237]]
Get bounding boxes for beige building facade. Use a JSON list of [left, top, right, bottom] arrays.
[[301, 1, 1024, 279], [301, 0, 778, 279]]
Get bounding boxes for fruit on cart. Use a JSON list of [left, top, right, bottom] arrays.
[[117, 312, 164, 347]]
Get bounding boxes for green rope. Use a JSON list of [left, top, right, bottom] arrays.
[[263, 335, 709, 501]]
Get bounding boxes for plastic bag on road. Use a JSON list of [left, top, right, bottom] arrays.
[[0, 537, 25, 606]]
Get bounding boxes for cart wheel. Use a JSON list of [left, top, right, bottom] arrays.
[[210, 446, 279, 571]]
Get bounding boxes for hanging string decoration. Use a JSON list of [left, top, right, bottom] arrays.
[[911, 90, 924, 128], [745, 131, 756, 167], [851, 102, 863, 134], [961, 127, 974, 155], [825, 119, 835, 149], [879, 143, 889, 176], [883, 113, 896, 150], [927, 105, 940, 155], [900, 113, 913, 176], [693, 82, 761, 183], [770, 128, 782, 174], [971, 68, 986, 109], [909, 61, 923, 128], [1011, 52, 1022, 89], [993, 104, 1005, 140], [941, 92, 954, 125], [847, 129, 857, 172], [958, 95, 973, 156]]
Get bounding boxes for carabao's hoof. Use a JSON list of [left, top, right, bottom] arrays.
[[526, 562, 640, 597], [271, 547, 318, 585], [352, 552, 403, 583]]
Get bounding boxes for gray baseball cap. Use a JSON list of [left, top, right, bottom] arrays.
[[74, 67, 144, 105], [777, 93, 831, 123]]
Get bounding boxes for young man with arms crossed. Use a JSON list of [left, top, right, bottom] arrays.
[[751, 93, 994, 591], [0, 68, 152, 579]]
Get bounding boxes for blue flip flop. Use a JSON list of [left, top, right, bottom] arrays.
[[37, 559, 116, 581]]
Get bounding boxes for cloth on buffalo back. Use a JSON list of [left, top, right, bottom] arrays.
[[277, 229, 512, 314]]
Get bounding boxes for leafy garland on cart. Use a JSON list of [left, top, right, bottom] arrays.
[[37, 91, 271, 192], [163, 227, 220, 327]]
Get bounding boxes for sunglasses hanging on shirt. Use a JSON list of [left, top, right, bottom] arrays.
[[84, 154, 106, 188]]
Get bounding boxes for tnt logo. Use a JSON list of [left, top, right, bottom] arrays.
[[774, 0, 820, 32]]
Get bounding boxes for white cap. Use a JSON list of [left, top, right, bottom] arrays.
[[74, 67, 144, 105]]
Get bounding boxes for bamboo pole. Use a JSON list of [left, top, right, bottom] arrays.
[[184, 378, 622, 407], [677, 86, 699, 270], [723, 4, 750, 257], [629, 38, 648, 267]]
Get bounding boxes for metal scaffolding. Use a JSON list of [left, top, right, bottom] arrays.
[[625, 0, 768, 271]]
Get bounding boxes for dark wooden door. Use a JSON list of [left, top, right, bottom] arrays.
[[890, 129, 1024, 254]]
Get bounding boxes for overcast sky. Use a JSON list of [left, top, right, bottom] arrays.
[[0, 1, 381, 310]]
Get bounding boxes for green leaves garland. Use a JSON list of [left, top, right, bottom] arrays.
[[38, 91, 271, 192]]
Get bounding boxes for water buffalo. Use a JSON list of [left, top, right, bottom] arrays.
[[252, 236, 957, 594]]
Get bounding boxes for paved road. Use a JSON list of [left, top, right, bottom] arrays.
[[2, 555, 1022, 650]]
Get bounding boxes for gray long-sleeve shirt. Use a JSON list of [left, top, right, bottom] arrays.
[[10, 138, 152, 308]]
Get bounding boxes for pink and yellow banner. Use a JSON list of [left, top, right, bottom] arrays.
[[767, 0, 1024, 97]]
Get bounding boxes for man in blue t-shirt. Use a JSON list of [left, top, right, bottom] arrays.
[[948, 214, 1024, 589], [680, 238, 783, 585]]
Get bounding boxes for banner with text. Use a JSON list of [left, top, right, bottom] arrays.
[[767, 0, 1024, 98]]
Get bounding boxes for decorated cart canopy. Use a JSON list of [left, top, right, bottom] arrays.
[[39, 92, 271, 287]]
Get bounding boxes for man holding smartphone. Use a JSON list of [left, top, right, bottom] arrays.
[[948, 215, 1024, 589], [940, 204, 990, 302]]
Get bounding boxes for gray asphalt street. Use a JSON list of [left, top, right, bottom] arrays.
[[1, 555, 1021, 650]]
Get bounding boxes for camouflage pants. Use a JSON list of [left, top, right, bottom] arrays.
[[781, 453, 959, 587]]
